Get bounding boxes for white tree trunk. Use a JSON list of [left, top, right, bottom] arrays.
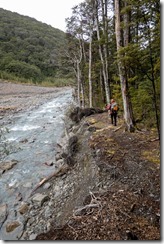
[[81, 82, 85, 108], [115, 0, 134, 132], [76, 62, 81, 107], [102, 0, 110, 99], [95, 0, 110, 104], [88, 32, 93, 108]]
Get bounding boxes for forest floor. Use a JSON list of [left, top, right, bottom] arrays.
[[0, 80, 160, 240], [36, 112, 160, 241]]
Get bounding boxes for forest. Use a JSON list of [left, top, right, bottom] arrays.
[[65, 0, 160, 135], [0, 8, 74, 85], [0, 0, 160, 135]]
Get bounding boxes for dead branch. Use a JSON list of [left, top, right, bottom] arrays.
[[96, 125, 111, 132], [73, 203, 99, 216], [89, 191, 100, 202], [150, 138, 159, 142], [119, 209, 131, 219], [136, 129, 146, 134], [29, 164, 69, 197], [114, 125, 122, 132]]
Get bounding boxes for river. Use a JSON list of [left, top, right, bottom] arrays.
[[0, 87, 74, 209]]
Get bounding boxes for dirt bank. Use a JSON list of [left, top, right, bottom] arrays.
[[36, 111, 160, 240]]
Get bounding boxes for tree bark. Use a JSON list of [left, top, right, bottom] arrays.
[[115, 0, 134, 132], [89, 32, 93, 107], [94, 0, 110, 104]]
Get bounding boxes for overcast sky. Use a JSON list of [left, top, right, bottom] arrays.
[[0, 0, 83, 32]]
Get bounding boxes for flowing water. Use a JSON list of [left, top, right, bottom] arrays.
[[0, 88, 74, 208]]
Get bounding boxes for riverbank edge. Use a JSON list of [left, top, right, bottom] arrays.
[[0, 106, 104, 240]]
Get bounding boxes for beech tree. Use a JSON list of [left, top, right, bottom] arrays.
[[65, 6, 86, 107], [94, 0, 111, 104], [115, 0, 135, 132]]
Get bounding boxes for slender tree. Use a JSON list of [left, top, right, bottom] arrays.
[[115, 0, 135, 132], [94, 0, 110, 104]]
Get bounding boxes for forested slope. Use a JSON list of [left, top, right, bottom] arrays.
[[0, 8, 73, 83]]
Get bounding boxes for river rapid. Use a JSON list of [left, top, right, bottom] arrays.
[[0, 85, 74, 226]]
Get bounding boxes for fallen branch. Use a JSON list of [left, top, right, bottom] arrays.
[[119, 209, 131, 219], [96, 125, 111, 132], [29, 164, 69, 197], [150, 138, 159, 142], [114, 125, 122, 132], [73, 203, 99, 216]]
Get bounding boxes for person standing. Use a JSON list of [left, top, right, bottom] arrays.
[[106, 99, 119, 126]]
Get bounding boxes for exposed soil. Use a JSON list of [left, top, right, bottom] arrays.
[[36, 112, 160, 241]]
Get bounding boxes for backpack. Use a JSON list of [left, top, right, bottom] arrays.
[[111, 102, 118, 112], [106, 104, 110, 110]]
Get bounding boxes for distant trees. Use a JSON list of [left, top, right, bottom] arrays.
[[65, 0, 160, 134], [0, 8, 73, 83], [5, 60, 42, 81]]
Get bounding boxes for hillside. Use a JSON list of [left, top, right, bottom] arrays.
[[0, 8, 72, 83]]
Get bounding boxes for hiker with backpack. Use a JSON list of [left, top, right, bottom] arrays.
[[106, 99, 119, 126]]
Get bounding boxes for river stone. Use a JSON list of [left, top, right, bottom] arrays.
[[0, 204, 8, 227], [15, 192, 23, 201], [32, 193, 50, 207], [0, 160, 18, 172], [6, 221, 21, 232], [29, 233, 37, 240], [46, 221, 51, 232], [44, 207, 52, 218], [2, 220, 24, 240], [23, 182, 32, 188], [26, 217, 35, 227], [18, 203, 29, 215], [56, 159, 65, 167], [55, 153, 62, 161], [0, 169, 5, 175], [68, 132, 75, 138], [43, 182, 51, 189]]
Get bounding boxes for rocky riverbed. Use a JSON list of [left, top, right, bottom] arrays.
[[0, 80, 83, 240]]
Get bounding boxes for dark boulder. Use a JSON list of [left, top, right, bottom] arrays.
[[70, 107, 104, 123]]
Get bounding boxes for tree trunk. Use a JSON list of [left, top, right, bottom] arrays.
[[115, 0, 134, 132], [76, 62, 81, 107], [94, 0, 110, 104], [88, 32, 93, 107], [81, 81, 85, 108], [101, 0, 110, 99], [147, 25, 160, 140]]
